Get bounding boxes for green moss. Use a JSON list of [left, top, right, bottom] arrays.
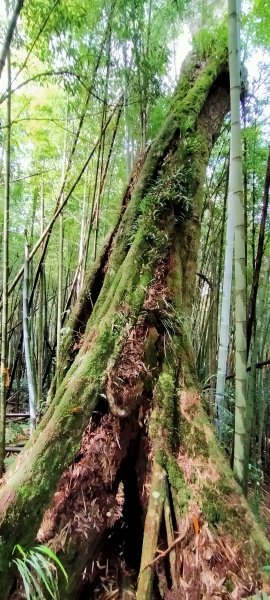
[[167, 240, 182, 310], [218, 480, 235, 496], [152, 360, 180, 450], [85, 34, 227, 333], [157, 450, 190, 514], [202, 485, 249, 536], [190, 426, 209, 458], [172, 43, 227, 133], [144, 327, 160, 371], [224, 577, 234, 594], [202, 488, 228, 526], [179, 411, 210, 459]]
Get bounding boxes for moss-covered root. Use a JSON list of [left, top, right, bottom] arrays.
[[136, 461, 166, 600], [164, 481, 178, 588], [146, 354, 270, 595], [169, 388, 270, 596]]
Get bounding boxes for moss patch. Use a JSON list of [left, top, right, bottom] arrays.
[[157, 450, 190, 514]]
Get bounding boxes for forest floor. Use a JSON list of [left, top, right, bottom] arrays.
[[4, 420, 270, 599]]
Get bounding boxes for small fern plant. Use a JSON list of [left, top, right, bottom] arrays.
[[13, 544, 68, 600]]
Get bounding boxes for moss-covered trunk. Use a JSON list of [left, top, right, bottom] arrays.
[[0, 34, 269, 600]]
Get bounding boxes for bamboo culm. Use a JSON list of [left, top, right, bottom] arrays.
[[0, 39, 11, 475], [23, 237, 37, 435], [228, 0, 247, 488]]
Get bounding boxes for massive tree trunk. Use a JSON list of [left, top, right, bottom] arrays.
[[0, 35, 269, 600]]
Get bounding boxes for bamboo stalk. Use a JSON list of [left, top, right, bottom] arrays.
[[0, 0, 23, 80], [37, 184, 44, 409], [23, 236, 37, 435], [56, 214, 64, 372], [230, 0, 247, 489], [0, 37, 11, 475]]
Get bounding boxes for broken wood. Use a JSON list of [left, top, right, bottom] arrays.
[[136, 460, 166, 600]]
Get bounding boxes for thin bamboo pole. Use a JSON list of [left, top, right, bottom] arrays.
[[0, 39, 11, 475], [37, 184, 44, 409], [23, 236, 37, 435], [56, 213, 64, 372], [229, 0, 247, 488]]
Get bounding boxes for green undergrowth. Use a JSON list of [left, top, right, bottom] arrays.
[[13, 543, 68, 600]]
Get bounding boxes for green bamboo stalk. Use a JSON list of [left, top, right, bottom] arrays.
[[248, 256, 270, 465], [209, 252, 218, 413], [0, 0, 23, 80], [0, 39, 11, 475], [229, 0, 247, 488], [215, 175, 234, 437], [23, 236, 37, 435], [56, 214, 64, 373], [6, 98, 122, 302], [56, 114, 68, 373], [76, 174, 88, 297], [37, 184, 44, 410]]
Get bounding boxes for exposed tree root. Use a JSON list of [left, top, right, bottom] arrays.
[[136, 460, 166, 600]]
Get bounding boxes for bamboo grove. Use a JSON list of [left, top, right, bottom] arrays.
[[0, 0, 270, 598]]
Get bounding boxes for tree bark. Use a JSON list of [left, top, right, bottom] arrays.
[[0, 37, 269, 600]]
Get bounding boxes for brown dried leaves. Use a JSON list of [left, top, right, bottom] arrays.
[[37, 414, 137, 551]]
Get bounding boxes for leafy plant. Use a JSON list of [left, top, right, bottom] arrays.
[[5, 422, 26, 445], [13, 544, 68, 600]]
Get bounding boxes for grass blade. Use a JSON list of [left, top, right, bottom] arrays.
[[13, 558, 33, 600], [26, 554, 55, 598], [13, 544, 26, 559], [34, 546, 68, 582]]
